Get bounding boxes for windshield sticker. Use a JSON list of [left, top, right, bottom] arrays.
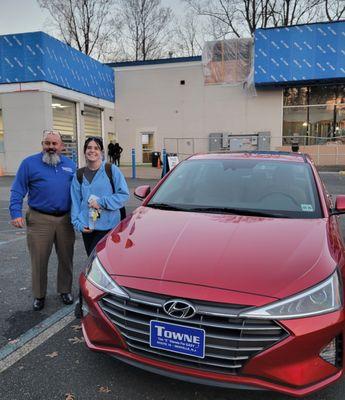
[[301, 204, 313, 212]]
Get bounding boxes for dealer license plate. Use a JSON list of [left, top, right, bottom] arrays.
[[150, 320, 205, 359]]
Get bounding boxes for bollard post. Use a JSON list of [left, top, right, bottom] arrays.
[[131, 148, 136, 179], [162, 148, 167, 176]]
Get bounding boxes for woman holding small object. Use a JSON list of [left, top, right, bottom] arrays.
[[70, 137, 129, 256]]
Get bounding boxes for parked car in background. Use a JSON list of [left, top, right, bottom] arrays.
[[76, 151, 345, 397]]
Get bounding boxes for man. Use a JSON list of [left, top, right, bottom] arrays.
[[113, 142, 123, 166], [107, 141, 115, 163], [10, 131, 76, 311]]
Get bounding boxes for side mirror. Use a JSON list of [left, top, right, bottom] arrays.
[[134, 185, 151, 201], [330, 195, 345, 215]]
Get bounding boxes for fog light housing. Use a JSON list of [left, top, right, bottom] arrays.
[[319, 336, 343, 367], [81, 296, 89, 317]]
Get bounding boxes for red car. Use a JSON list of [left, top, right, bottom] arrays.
[[77, 152, 345, 397]]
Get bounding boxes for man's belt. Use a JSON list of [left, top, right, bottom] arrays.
[[30, 207, 68, 217]]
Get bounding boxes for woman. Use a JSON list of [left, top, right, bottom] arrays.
[[70, 137, 129, 256]]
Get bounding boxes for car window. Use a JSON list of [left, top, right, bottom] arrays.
[[149, 159, 323, 219]]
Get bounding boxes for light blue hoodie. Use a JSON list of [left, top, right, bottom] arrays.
[[70, 162, 129, 232]]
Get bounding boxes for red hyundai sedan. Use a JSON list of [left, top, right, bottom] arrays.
[[77, 152, 345, 397]]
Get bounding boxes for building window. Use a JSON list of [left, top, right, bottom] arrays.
[[52, 98, 77, 162], [283, 107, 308, 144], [141, 132, 154, 163], [336, 105, 345, 136], [0, 109, 4, 152], [309, 105, 334, 141], [84, 105, 102, 138], [283, 84, 345, 143], [309, 85, 337, 105], [283, 87, 308, 106]]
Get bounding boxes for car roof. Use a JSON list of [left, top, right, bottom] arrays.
[[188, 151, 308, 163]]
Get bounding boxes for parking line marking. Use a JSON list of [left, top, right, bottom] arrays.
[[0, 236, 26, 246], [0, 305, 75, 373], [0, 229, 24, 232]]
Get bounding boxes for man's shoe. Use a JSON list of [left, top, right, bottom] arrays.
[[33, 298, 45, 311], [61, 293, 74, 305]]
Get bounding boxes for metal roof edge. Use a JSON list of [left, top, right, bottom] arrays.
[[255, 19, 345, 32], [106, 56, 202, 68], [255, 77, 345, 88]]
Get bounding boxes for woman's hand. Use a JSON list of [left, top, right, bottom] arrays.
[[83, 227, 93, 233], [89, 198, 100, 209]]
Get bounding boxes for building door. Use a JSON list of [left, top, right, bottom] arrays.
[[141, 132, 154, 163], [52, 97, 77, 163], [84, 105, 102, 139]]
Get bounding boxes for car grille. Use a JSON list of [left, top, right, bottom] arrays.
[[99, 288, 289, 374]]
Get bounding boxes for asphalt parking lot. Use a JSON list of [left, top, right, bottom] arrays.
[[1, 172, 345, 400]]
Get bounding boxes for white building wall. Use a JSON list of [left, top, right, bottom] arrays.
[[103, 108, 116, 141], [114, 62, 283, 164], [0, 82, 115, 174], [2, 91, 53, 174]]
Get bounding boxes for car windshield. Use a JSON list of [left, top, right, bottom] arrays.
[[147, 158, 323, 219]]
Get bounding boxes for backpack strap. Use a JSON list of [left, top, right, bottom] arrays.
[[105, 162, 126, 219], [105, 162, 115, 193], [77, 167, 85, 185], [78, 163, 126, 220], [77, 164, 114, 192]]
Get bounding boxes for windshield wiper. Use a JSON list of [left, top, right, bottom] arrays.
[[147, 203, 189, 212], [187, 207, 291, 218], [147, 203, 290, 218]]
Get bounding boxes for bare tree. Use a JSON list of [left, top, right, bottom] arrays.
[[324, 0, 345, 20], [118, 0, 173, 60], [184, 0, 334, 39], [271, 0, 323, 27], [172, 11, 205, 57], [37, 0, 120, 60], [184, 0, 275, 38]]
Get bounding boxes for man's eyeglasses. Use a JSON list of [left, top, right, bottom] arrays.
[[42, 130, 62, 140]]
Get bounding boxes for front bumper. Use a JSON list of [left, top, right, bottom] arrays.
[[79, 274, 344, 397]]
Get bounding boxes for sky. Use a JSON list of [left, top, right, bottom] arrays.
[[0, 0, 48, 35], [0, 0, 184, 36]]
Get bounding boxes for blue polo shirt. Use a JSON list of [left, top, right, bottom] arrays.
[[10, 153, 76, 219]]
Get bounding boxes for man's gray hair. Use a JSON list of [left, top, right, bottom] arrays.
[[42, 130, 63, 141]]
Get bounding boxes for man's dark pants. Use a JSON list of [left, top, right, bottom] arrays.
[[25, 208, 75, 299]]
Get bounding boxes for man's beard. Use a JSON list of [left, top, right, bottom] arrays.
[[42, 151, 61, 166]]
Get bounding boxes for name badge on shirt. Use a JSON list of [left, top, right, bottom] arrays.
[[62, 167, 73, 173]]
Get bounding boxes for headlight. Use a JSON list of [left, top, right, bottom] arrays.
[[240, 271, 342, 319], [85, 255, 128, 298]]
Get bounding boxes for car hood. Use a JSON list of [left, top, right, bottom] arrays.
[[98, 207, 337, 299]]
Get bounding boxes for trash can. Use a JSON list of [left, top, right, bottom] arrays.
[[291, 133, 299, 152], [151, 151, 161, 167]]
